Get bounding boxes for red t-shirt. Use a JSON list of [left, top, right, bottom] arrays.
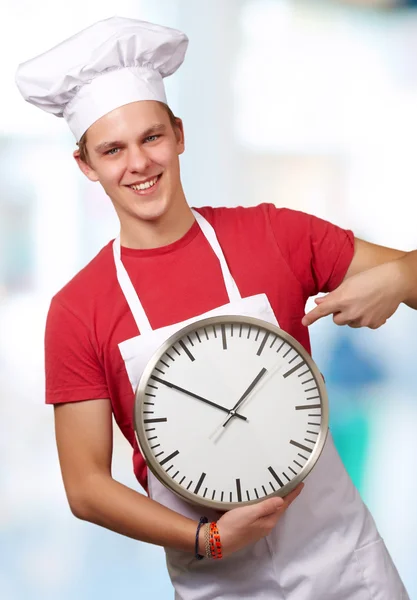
[[45, 203, 354, 490]]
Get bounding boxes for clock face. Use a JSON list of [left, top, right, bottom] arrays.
[[134, 315, 328, 510]]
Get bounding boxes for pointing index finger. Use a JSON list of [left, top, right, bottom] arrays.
[[302, 295, 338, 326]]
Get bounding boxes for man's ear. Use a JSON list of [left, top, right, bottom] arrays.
[[174, 118, 185, 155], [73, 149, 100, 182]]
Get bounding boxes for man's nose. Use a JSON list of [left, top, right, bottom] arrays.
[[126, 145, 151, 172]]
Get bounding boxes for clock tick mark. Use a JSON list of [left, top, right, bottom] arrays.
[[268, 466, 284, 487], [166, 465, 173, 473], [254, 488, 259, 499], [195, 331, 201, 343], [269, 335, 278, 348], [194, 472, 206, 495], [173, 471, 179, 479], [155, 368, 165, 375], [290, 440, 313, 454], [276, 341, 285, 354], [298, 369, 310, 377], [283, 347, 292, 358], [289, 466, 297, 476], [301, 377, 314, 384], [160, 450, 179, 466], [283, 361, 305, 378], [283, 472, 291, 482], [186, 335, 194, 347], [255, 327, 261, 342], [257, 331, 270, 356], [262, 485, 267, 496], [160, 360, 170, 369], [186, 481, 193, 490], [150, 444, 160, 449], [298, 453, 308, 461], [179, 340, 195, 362], [179, 476, 186, 485], [294, 460, 303, 469], [221, 324, 227, 350], [144, 418, 167, 423], [236, 478, 242, 502], [296, 404, 321, 411]]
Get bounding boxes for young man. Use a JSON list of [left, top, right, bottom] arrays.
[[16, 16, 416, 600]]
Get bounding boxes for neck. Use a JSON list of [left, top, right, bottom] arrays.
[[119, 195, 195, 250]]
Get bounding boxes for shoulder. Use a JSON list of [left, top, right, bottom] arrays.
[[193, 203, 279, 234], [51, 241, 115, 320]]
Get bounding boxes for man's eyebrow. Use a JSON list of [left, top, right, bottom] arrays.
[[94, 124, 167, 154]]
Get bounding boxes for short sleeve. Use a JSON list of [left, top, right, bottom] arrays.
[[45, 297, 109, 404], [267, 204, 354, 297]]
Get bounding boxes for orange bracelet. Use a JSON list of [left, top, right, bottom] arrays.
[[209, 521, 223, 560]]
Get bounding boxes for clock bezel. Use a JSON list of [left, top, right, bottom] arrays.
[[134, 314, 329, 511]]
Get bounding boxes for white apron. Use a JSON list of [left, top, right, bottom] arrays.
[[115, 210, 409, 600]]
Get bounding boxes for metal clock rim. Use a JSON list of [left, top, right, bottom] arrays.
[[134, 314, 329, 511]]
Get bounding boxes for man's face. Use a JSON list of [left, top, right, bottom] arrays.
[[76, 101, 185, 225]]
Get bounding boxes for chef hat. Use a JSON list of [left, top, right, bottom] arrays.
[[15, 16, 188, 141]]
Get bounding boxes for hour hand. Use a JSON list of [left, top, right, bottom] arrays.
[[151, 375, 247, 421]]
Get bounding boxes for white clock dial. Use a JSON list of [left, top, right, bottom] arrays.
[[134, 315, 328, 510]]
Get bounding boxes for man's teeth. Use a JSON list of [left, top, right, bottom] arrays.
[[130, 176, 159, 191]]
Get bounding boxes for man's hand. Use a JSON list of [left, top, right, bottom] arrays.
[[302, 260, 406, 329], [215, 483, 304, 557]]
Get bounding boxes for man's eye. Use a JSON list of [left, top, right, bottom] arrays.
[[145, 135, 159, 143], [106, 148, 120, 155]]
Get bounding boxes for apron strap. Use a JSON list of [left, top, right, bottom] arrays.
[[113, 209, 243, 334], [191, 209, 242, 303], [113, 237, 152, 333]]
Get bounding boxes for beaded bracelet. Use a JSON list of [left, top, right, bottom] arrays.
[[195, 516, 208, 560], [209, 521, 223, 560]]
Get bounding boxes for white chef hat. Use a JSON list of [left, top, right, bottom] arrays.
[[15, 16, 188, 141]]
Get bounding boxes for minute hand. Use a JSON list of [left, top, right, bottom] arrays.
[[222, 367, 268, 427], [151, 375, 248, 421]]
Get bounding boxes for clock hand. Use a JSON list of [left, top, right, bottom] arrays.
[[222, 367, 268, 427], [151, 375, 248, 421]]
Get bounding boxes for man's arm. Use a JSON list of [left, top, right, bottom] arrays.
[[302, 237, 417, 327], [54, 398, 302, 556]]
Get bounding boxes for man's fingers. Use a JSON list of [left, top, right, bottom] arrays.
[[282, 482, 304, 507], [302, 299, 338, 326]]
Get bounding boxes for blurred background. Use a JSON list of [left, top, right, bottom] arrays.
[[1, 0, 417, 597]]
